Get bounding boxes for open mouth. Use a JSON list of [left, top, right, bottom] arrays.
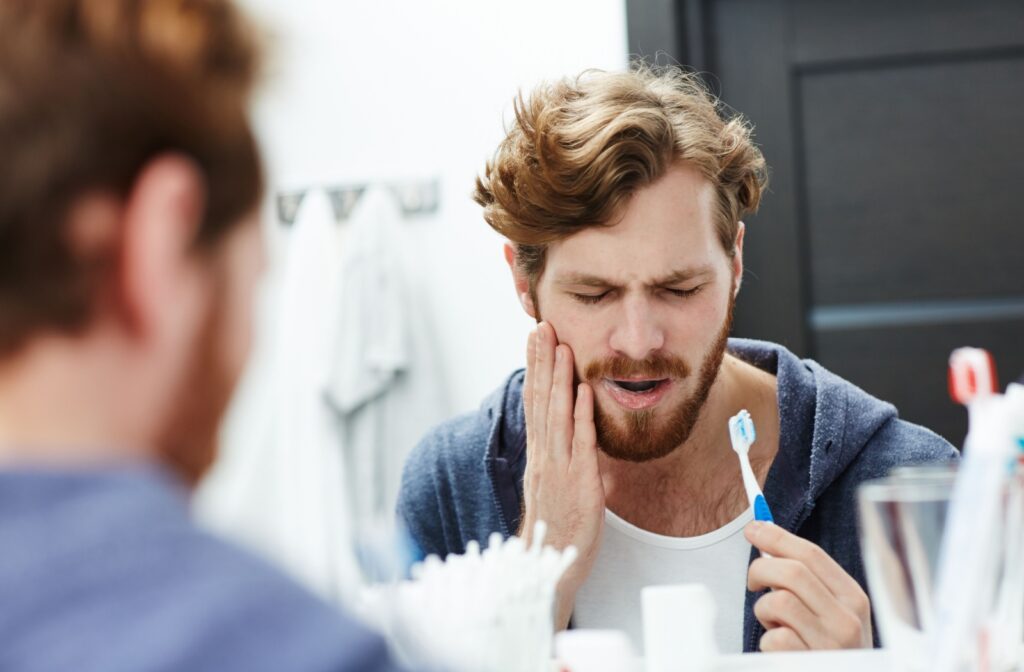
[[611, 379, 666, 393], [603, 377, 673, 410]]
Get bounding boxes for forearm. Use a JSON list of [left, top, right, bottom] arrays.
[[554, 585, 576, 631]]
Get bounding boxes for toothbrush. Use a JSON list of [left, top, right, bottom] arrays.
[[929, 347, 1006, 672], [993, 384, 1024, 666], [729, 409, 774, 524]]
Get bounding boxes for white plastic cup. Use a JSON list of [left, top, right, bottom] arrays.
[[554, 629, 638, 672], [641, 584, 718, 672]]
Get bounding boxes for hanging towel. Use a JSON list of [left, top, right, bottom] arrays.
[[197, 185, 451, 606], [324, 186, 450, 530], [196, 190, 360, 604]]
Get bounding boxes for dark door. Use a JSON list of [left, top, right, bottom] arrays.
[[627, 0, 1024, 445]]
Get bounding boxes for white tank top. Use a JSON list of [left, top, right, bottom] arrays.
[[572, 506, 754, 655]]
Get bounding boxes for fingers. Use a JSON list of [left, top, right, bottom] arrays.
[[546, 343, 575, 465], [753, 589, 834, 649], [759, 626, 809, 653], [528, 322, 578, 467], [530, 322, 555, 454], [524, 330, 535, 412], [522, 330, 539, 506], [745, 522, 867, 614], [572, 382, 598, 469], [524, 330, 535, 432], [747, 555, 835, 620], [747, 522, 873, 649]]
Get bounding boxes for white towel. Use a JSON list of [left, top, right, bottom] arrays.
[[197, 190, 359, 603], [196, 185, 451, 605], [325, 186, 450, 529]]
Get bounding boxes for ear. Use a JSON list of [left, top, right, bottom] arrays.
[[731, 221, 746, 297], [117, 154, 207, 338], [503, 242, 537, 319]]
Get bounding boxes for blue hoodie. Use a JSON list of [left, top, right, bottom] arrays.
[[397, 338, 959, 652]]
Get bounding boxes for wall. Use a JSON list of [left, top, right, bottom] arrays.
[[195, 0, 626, 591], [238, 0, 629, 414]]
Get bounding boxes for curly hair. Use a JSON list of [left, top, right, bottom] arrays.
[[474, 64, 767, 286], [0, 0, 263, 356]]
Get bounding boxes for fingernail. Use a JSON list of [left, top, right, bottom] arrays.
[[537, 325, 547, 344], [747, 521, 764, 535], [556, 348, 563, 362]]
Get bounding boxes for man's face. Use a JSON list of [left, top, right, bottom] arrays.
[[530, 164, 739, 462], [157, 217, 264, 485]]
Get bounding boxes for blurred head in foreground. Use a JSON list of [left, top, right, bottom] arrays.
[[0, 6, 419, 671], [0, 0, 265, 483]]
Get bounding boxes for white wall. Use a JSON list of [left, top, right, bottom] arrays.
[[237, 0, 629, 413]]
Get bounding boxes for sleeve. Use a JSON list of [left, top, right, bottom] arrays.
[[396, 432, 457, 561]]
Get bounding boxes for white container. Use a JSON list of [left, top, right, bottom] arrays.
[[554, 629, 638, 672], [641, 584, 718, 672]]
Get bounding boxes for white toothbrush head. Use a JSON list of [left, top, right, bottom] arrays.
[[728, 409, 756, 454]]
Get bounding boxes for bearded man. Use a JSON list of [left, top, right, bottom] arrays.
[[397, 66, 957, 654]]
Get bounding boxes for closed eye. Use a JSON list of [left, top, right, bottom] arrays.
[[571, 291, 610, 305], [664, 286, 703, 299]]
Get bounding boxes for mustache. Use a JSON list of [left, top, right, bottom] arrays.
[[583, 352, 691, 382]]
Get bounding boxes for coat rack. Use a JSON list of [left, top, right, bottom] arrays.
[[276, 179, 439, 226]]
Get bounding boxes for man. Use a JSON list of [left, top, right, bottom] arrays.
[[0, 1, 406, 670], [398, 67, 958, 654]]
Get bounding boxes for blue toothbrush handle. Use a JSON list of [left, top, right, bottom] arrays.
[[753, 494, 775, 524]]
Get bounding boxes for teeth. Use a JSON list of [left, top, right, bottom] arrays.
[[614, 380, 659, 393]]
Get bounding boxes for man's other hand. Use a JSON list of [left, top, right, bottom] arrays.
[[745, 521, 873, 651]]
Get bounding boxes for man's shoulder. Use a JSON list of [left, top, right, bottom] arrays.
[[161, 530, 400, 671], [397, 370, 525, 557], [807, 355, 960, 477], [402, 368, 525, 478], [407, 409, 495, 469], [97, 513, 396, 666], [854, 415, 959, 477], [732, 338, 959, 493], [0, 489, 401, 672]]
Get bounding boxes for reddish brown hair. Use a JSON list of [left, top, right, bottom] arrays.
[[0, 0, 263, 356], [474, 65, 767, 286]]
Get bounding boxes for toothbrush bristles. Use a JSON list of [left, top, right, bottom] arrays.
[[729, 409, 756, 452]]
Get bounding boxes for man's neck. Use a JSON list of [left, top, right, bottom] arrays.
[[598, 353, 780, 537], [0, 335, 151, 466]]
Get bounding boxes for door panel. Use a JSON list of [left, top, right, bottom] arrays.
[[628, 0, 1024, 444]]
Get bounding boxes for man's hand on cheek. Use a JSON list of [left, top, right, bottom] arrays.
[[520, 322, 605, 630], [744, 521, 873, 652]]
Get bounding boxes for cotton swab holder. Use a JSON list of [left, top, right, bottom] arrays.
[[370, 521, 578, 672]]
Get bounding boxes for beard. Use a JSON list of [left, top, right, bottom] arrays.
[[156, 282, 238, 488], [583, 291, 735, 463]]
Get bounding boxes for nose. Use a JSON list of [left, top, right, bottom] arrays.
[[608, 294, 665, 362]]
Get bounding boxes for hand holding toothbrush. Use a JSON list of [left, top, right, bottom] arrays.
[[745, 522, 873, 651], [520, 322, 605, 630], [730, 410, 872, 651]]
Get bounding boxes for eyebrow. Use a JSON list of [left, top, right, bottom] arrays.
[[554, 265, 716, 289]]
